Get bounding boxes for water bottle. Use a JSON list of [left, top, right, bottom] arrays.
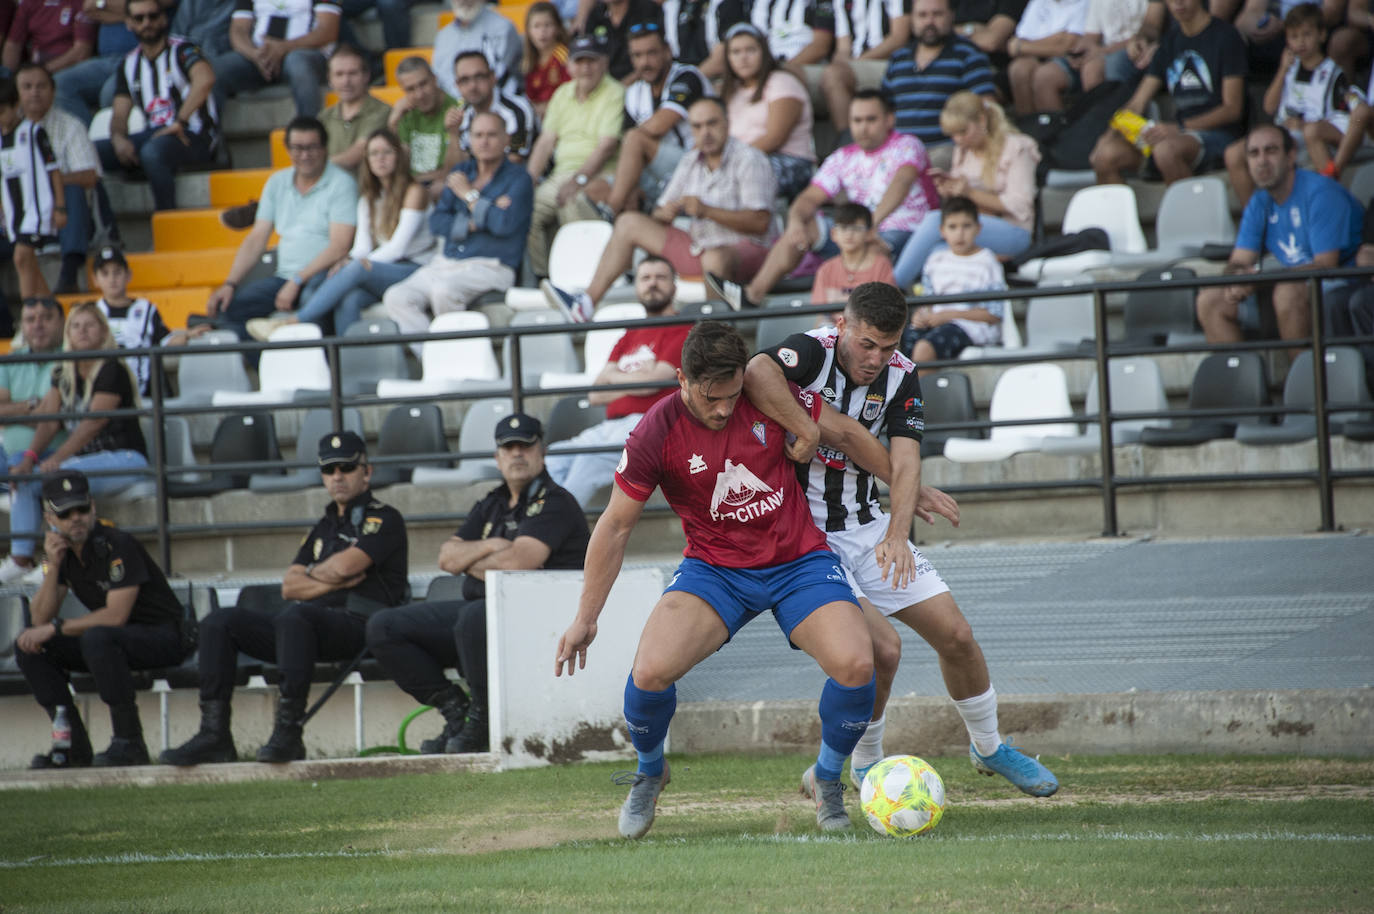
[[52, 705, 72, 766]]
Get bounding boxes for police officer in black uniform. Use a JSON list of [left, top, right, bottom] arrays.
[[367, 413, 589, 754], [15, 470, 191, 768], [161, 431, 408, 766]]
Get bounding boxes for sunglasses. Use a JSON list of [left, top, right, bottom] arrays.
[[321, 462, 362, 476], [628, 20, 662, 34], [53, 504, 92, 520]]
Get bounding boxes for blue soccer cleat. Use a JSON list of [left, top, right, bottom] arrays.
[[970, 741, 1059, 797]]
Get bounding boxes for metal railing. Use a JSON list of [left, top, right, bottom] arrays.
[[2, 264, 1372, 573]]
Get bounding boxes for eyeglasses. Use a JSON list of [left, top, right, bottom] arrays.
[[456, 72, 492, 84], [53, 505, 91, 520], [321, 462, 362, 476], [628, 20, 662, 34]]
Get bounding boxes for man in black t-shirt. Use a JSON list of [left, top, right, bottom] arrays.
[[367, 413, 590, 755], [15, 470, 191, 769], [162, 431, 409, 766]]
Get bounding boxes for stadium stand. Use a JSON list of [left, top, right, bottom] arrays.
[[1138, 353, 1272, 447]]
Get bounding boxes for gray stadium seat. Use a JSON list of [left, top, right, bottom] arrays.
[[1121, 267, 1199, 345], [424, 575, 467, 602], [371, 404, 450, 488], [545, 394, 608, 445], [502, 310, 578, 390], [411, 398, 511, 487], [1042, 357, 1171, 454], [166, 330, 251, 407], [340, 318, 410, 396], [249, 408, 365, 492], [1236, 348, 1372, 445], [757, 298, 825, 349], [1139, 353, 1271, 447], [920, 371, 979, 458], [168, 412, 282, 497], [1025, 276, 1096, 352]]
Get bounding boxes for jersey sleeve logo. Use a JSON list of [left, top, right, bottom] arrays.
[[689, 453, 708, 474], [616, 449, 629, 474], [777, 347, 799, 367]]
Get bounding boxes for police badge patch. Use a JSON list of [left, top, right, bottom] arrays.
[[362, 516, 382, 535], [108, 557, 125, 583], [527, 500, 544, 517], [313, 538, 324, 559]]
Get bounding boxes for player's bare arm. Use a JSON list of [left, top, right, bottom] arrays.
[[555, 487, 646, 677], [877, 436, 922, 589]]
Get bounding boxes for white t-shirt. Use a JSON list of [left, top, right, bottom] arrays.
[[1083, 0, 1146, 46], [1015, 0, 1089, 41], [921, 246, 1006, 345]]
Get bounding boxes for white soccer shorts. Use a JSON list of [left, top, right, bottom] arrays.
[[826, 517, 949, 616]]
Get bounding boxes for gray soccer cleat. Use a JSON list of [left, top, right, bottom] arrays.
[[614, 759, 671, 839], [802, 764, 852, 832]]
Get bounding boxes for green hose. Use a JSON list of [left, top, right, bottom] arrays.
[[359, 704, 435, 757]]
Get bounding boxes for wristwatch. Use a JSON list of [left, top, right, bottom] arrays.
[[464, 188, 481, 206], [51, 617, 63, 636], [574, 173, 589, 186]]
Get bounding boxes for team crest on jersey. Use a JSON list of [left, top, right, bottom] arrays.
[[108, 557, 124, 583], [688, 453, 708, 474], [862, 392, 885, 420], [777, 347, 798, 367], [751, 422, 766, 446], [1290, 206, 1301, 228]]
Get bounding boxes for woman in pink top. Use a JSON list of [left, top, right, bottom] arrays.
[[893, 92, 1040, 289], [720, 23, 817, 199]]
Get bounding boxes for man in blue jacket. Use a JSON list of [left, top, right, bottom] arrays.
[[383, 112, 533, 343]]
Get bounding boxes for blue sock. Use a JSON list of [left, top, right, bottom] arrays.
[[814, 675, 876, 782], [623, 675, 675, 777]]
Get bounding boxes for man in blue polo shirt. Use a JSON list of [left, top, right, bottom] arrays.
[[882, 0, 996, 169], [203, 115, 357, 342], [1196, 124, 1363, 356]]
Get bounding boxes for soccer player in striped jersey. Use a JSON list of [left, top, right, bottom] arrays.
[[747, 281, 1059, 797], [556, 320, 899, 837]]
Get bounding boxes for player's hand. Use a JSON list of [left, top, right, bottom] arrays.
[[875, 533, 916, 590], [16, 623, 56, 654], [1141, 122, 1178, 145], [785, 421, 820, 464], [45, 529, 69, 564], [555, 618, 597, 676], [915, 484, 960, 527]]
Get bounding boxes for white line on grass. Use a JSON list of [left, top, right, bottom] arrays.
[[0, 848, 445, 869]]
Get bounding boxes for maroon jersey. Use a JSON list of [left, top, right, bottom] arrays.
[[615, 387, 829, 569]]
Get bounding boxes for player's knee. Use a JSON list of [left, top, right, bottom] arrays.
[[1224, 140, 1245, 171], [831, 652, 875, 689], [934, 616, 977, 661], [872, 632, 902, 686], [630, 662, 674, 693]]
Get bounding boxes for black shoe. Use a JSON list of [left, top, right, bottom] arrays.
[[256, 694, 306, 763], [447, 705, 489, 754], [161, 700, 237, 765], [220, 200, 258, 231], [30, 746, 93, 769], [704, 272, 754, 311], [93, 737, 150, 767], [419, 686, 470, 754]]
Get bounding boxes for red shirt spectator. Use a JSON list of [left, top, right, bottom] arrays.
[[2, 0, 96, 72]]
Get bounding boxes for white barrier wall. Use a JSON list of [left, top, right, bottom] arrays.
[[487, 567, 661, 770]]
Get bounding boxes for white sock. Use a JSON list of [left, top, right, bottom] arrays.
[[850, 714, 886, 771], [954, 687, 1002, 757]]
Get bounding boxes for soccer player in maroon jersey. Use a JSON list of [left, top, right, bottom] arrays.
[[555, 320, 893, 837]]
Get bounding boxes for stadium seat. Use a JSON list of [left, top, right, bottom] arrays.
[[1041, 357, 1171, 455], [501, 310, 578, 389], [212, 323, 332, 406], [384, 47, 431, 84], [339, 318, 410, 395], [1143, 177, 1235, 262], [920, 371, 979, 458], [88, 105, 146, 141], [121, 249, 237, 289], [208, 168, 274, 207], [119, 416, 205, 495], [1235, 348, 1372, 445], [540, 302, 645, 388], [1139, 352, 1272, 447], [249, 407, 365, 492], [757, 298, 825, 350], [323, 86, 403, 107], [269, 128, 289, 169], [424, 575, 466, 601], [168, 412, 282, 497], [1024, 275, 1096, 352], [411, 397, 512, 486], [153, 209, 278, 251], [1017, 184, 1147, 280], [942, 363, 1078, 462], [506, 221, 617, 309], [375, 312, 502, 398], [1344, 160, 1374, 204], [546, 394, 608, 445], [957, 293, 1023, 359], [166, 330, 252, 406], [0, 594, 27, 680], [1120, 266, 1199, 345], [371, 403, 450, 488]]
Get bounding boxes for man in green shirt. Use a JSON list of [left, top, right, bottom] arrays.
[[0, 296, 68, 585], [390, 55, 463, 202], [319, 44, 392, 176], [525, 35, 626, 278]]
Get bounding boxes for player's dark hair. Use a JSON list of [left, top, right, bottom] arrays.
[[329, 43, 369, 67], [689, 94, 728, 119], [14, 61, 54, 89], [285, 115, 328, 149], [453, 50, 492, 72], [852, 88, 894, 113], [1248, 122, 1296, 155], [845, 282, 909, 335], [0, 77, 17, 108], [833, 202, 873, 228], [681, 320, 748, 383], [940, 195, 980, 224], [637, 254, 676, 279], [1284, 2, 1324, 31]]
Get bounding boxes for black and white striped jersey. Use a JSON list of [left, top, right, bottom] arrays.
[[114, 37, 219, 138], [835, 0, 911, 56], [0, 121, 59, 241], [622, 61, 712, 149], [762, 327, 925, 532], [458, 90, 538, 159]]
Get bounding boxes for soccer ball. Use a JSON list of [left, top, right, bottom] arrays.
[[859, 755, 946, 838]]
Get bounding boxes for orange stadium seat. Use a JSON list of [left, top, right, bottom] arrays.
[[153, 209, 277, 252], [439, 4, 532, 32], [385, 47, 431, 85], [116, 249, 241, 289], [323, 86, 404, 107], [0, 339, 10, 355], [52, 287, 215, 330], [269, 128, 289, 168], [208, 168, 273, 207]]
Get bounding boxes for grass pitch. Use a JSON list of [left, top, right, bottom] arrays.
[[1, 753, 1371, 913]]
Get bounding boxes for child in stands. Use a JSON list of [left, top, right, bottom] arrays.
[[91, 247, 206, 397], [0, 75, 64, 304], [810, 203, 897, 318], [1226, 3, 1354, 199], [902, 196, 1005, 371]]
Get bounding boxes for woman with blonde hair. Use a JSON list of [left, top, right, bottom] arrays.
[[1, 303, 149, 582], [249, 128, 436, 339], [893, 92, 1040, 289]]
